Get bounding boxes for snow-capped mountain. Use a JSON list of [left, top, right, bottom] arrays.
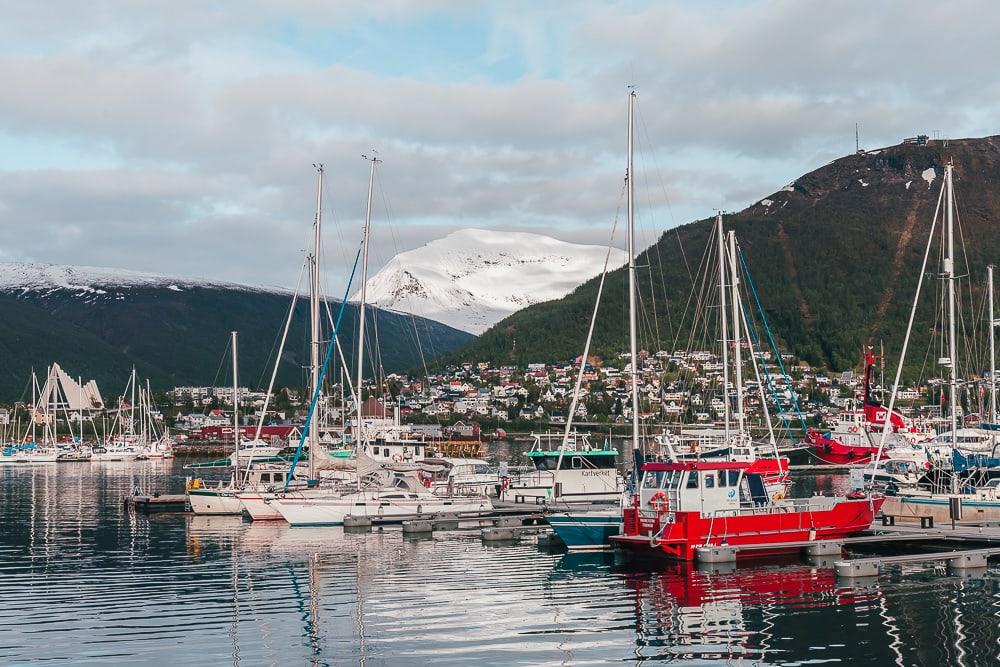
[[0, 262, 279, 300], [359, 229, 628, 334], [0, 262, 473, 399]]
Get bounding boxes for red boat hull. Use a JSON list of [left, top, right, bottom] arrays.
[[613, 496, 884, 561], [807, 434, 885, 465]]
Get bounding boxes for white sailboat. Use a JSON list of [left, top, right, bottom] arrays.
[[545, 90, 641, 548], [875, 163, 994, 519], [188, 331, 248, 515], [271, 154, 494, 527], [93, 369, 149, 461], [3, 367, 68, 464]]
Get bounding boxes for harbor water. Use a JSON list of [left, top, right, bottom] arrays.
[[3, 461, 1000, 665]]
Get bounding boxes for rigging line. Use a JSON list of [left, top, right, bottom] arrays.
[[241, 258, 308, 483], [255, 256, 308, 391], [739, 282, 795, 442], [553, 197, 623, 478], [209, 336, 232, 398], [669, 223, 715, 354], [631, 122, 665, 352], [285, 246, 363, 488], [321, 287, 360, 408], [375, 168, 432, 384], [635, 103, 694, 286], [737, 246, 809, 432], [320, 162, 352, 273], [871, 174, 946, 469]]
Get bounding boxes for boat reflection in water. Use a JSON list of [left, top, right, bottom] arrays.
[[552, 552, 889, 663]]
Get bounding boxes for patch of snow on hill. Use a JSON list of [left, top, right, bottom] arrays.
[[922, 167, 936, 188], [359, 229, 628, 334], [0, 263, 281, 298]]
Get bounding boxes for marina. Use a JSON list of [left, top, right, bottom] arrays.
[[6, 3, 1000, 664], [6, 461, 1000, 664]]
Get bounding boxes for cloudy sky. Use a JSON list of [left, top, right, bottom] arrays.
[[2, 0, 998, 294]]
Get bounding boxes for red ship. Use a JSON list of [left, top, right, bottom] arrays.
[[610, 460, 883, 560], [806, 349, 930, 465]]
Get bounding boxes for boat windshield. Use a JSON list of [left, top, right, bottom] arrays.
[[642, 471, 664, 489], [641, 469, 683, 490]]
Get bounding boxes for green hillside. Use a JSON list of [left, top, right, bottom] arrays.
[[0, 284, 472, 401], [453, 136, 1000, 375]]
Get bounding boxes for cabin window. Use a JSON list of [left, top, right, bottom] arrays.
[[259, 473, 271, 483], [274, 473, 284, 482], [686, 472, 699, 489], [704, 474, 715, 488], [728, 471, 740, 486], [383, 448, 390, 458], [717, 471, 727, 488], [571, 456, 582, 469], [415, 447, 422, 457], [666, 471, 683, 489], [643, 472, 664, 489]]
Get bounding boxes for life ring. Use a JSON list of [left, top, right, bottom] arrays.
[[647, 491, 669, 513], [391, 454, 403, 463]]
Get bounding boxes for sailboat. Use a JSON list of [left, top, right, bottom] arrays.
[[3, 366, 71, 464], [270, 154, 494, 527], [608, 106, 881, 560], [238, 164, 333, 520], [543, 90, 642, 549], [93, 369, 149, 461], [878, 163, 1000, 520], [548, 92, 790, 550], [188, 331, 251, 514]]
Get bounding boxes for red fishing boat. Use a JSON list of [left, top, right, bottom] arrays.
[[807, 349, 932, 465], [610, 460, 883, 560]]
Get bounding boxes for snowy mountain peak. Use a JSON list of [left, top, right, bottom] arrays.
[[359, 229, 628, 334], [0, 262, 280, 300]]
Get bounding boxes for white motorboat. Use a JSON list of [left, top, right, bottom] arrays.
[[270, 474, 493, 527]]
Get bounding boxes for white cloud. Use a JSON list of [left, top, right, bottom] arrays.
[[0, 1, 998, 295]]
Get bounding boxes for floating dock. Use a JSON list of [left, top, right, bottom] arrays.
[[835, 547, 1000, 577], [123, 494, 190, 513]]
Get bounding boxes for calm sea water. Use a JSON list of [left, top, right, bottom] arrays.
[[2, 461, 1000, 665]]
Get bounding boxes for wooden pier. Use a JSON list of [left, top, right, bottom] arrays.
[[123, 494, 190, 513]]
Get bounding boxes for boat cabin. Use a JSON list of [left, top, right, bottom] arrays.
[[361, 438, 425, 463], [639, 461, 772, 515], [506, 432, 623, 502]]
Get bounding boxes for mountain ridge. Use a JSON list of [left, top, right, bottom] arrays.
[[452, 135, 1000, 374], [0, 262, 473, 400]]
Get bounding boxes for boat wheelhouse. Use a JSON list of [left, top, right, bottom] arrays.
[[611, 460, 883, 560], [506, 432, 623, 503]]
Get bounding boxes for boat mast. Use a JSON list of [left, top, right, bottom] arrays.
[[727, 230, 745, 438], [945, 163, 959, 491], [129, 367, 136, 438], [989, 264, 997, 424], [355, 153, 378, 464], [626, 89, 641, 461], [716, 212, 731, 441], [309, 164, 324, 478], [231, 331, 240, 476], [30, 369, 37, 444]]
